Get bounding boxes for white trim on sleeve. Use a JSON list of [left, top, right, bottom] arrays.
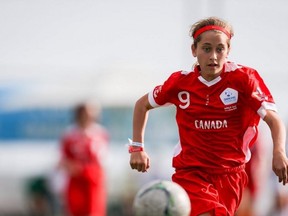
[[262, 101, 278, 112], [257, 101, 278, 119], [173, 141, 182, 157], [148, 91, 160, 107]]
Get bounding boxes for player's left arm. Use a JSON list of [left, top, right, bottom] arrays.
[[263, 110, 288, 185]]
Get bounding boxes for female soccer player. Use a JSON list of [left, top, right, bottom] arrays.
[[129, 17, 288, 216], [59, 102, 109, 216]]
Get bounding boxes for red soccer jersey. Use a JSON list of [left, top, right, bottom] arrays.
[[60, 123, 109, 216], [61, 124, 108, 167], [148, 62, 277, 170]]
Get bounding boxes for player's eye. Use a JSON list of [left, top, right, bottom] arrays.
[[202, 47, 211, 53], [216, 47, 225, 53]]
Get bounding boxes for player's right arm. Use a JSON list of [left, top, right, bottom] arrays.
[[130, 93, 154, 172], [263, 110, 288, 185]]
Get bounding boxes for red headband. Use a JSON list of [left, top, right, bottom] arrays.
[[193, 25, 231, 39]]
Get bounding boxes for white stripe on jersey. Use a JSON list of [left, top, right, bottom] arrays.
[[148, 91, 160, 107], [257, 101, 278, 119]]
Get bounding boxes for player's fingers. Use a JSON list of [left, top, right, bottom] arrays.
[[273, 167, 283, 179], [279, 176, 283, 184], [275, 170, 287, 185], [135, 162, 149, 172], [130, 154, 150, 172], [130, 163, 136, 170], [139, 160, 150, 172], [146, 158, 150, 169], [130, 161, 146, 172], [273, 170, 282, 183], [282, 169, 288, 185], [140, 158, 150, 172], [130, 160, 139, 170], [133, 163, 145, 172], [140, 165, 146, 172], [275, 169, 283, 183]]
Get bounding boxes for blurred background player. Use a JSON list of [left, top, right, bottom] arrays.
[[236, 138, 262, 216], [58, 102, 109, 216]]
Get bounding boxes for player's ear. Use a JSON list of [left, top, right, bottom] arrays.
[[191, 44, 197, 57], [226, 46, 231, 58]]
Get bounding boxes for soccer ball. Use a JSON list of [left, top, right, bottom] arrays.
[[133, 179, 191, 216]]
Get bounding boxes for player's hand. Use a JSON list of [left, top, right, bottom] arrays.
[[130, 151, 150, 172], [272, 152, 288, 185]]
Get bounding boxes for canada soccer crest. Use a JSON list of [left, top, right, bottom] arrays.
[[220, 88, 238, 105]]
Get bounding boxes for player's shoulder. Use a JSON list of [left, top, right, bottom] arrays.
[[61, 125, 78, 137], [89, 123, 109, 139], [225, 62, 259, 77], [60, 125, 77, 144], [91, 123, 108, 134], [168, 69, 195, 81]]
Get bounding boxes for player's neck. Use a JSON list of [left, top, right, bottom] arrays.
[[200, 71, 222, 81], [77, 121, 93, 129]]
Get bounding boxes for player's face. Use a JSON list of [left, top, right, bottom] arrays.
[[192, 31, 230, 81], [77, 105, 96, 127]]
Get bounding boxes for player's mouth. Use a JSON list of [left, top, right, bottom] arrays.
[[208, 63, 218, 67]]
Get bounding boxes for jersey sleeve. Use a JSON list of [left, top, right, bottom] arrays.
[[148, 72, 181, 107], [246, 69, 277, 119]]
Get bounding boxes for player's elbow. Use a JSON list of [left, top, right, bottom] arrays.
[[264, 110, 285, 132], [135, 94, 153, 111]]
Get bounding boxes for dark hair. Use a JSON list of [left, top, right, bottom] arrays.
[[189, 17, 234, 48], [74, 103, 87, 121]]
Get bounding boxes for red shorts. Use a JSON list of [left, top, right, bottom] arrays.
[[172, 165, 247, 216], [66, 176, 106, 216]]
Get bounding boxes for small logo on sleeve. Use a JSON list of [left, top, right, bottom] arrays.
[[153, 85, 162, 98], [252, 87, 268, 101]]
